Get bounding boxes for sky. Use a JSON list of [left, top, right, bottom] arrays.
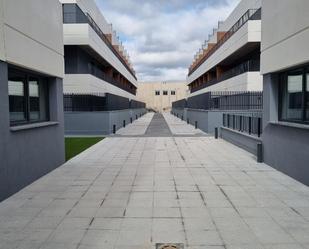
[[95, 0, 240, 82]]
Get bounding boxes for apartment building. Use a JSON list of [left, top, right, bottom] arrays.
[[261, 0, 309, 185], [172, 0, 263, 134], [137, 81, 188, 113], [188, 0, 262, 96], [0, 0, 65, 201], [60, 0, 146, 135]]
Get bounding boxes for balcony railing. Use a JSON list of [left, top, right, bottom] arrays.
[[189, 8, 261, 76], [87, 65, 136, 95], [85, 14, 137, 80], [190, 59, 260, 93]]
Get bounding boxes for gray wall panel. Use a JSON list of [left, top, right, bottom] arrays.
[[0, 61, 65, 201], [221, 127, 261, 156]]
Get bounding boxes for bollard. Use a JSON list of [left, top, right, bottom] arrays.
[[214, 127, 218, 139], [195, 121, 198, 129], [123, 120, 126, 128], [136, 115, 138, 120], [187, 118, 189, 124], [130, 117, 133, 123], [257, 142, 263, 163], [181, 115, 183, 121], [113, 125, 116, 134]]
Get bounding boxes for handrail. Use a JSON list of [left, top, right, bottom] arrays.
[[188, 8, 261, 76], [85, 14, 137, 80]]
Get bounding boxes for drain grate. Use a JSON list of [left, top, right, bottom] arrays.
[[156, 243, 184, 249]]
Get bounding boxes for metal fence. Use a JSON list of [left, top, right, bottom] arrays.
[[222, 112, 262, 137], [64, 93, 145, 112], [172, 99, 187, 109], [64, 94, 106, 112], [130, 100, 146, 109], [186, 91, 263, 110]]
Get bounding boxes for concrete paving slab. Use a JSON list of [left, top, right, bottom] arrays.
[[1, 120, 309, 248]]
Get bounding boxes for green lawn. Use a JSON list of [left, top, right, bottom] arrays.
[[65, 137, 104, 161]]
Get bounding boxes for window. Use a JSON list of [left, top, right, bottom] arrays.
[[163, 91, 168, 95], [155, 90, 160, 96], [279, 66, 309, 123], [171, 91, 176, 95], [8, 67, 49, 126]]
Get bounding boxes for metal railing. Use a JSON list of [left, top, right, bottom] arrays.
[[223, 112, 262, 137], [172, 99, 187, 109], [64, 93, 145, 112], [88, 65, 136, 95], [186, 91, 263, 110], [189, 8, 261, 76], [190, 59, 260, 93], [64, 93, 106, 112], [85, 14, 137, 80]]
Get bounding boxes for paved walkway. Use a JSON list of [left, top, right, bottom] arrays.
[[145, 113, 172, 136], [162, 113, 205, 136], [1, 113, 309, 249], [116, 113, 154, 136]]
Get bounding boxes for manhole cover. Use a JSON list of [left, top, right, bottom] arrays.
[[156, 243, 184, 249]]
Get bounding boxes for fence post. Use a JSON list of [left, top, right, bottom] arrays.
[[195, 121, 198, 129], [123, 120, 126, 127], [130, 117, 133, 123], [249, 117, 252, 135], [113, 125, 116, 134], [181, 115, 183, 121], [257, 117, 261, 137], [187, 118, 189, 124], [215, 127, 218, 139], [257, 142, 263, 163], [136, 115, 138, 120]]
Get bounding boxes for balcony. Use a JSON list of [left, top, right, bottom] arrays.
[[190, 59, 260, 93], [189, 8, 261, 77], [62, 3, 137, 80]]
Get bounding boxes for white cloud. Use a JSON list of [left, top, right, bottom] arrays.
[[96, 0, 240, 82]]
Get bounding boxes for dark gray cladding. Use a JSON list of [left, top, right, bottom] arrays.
[[0, 61, 65, 202]]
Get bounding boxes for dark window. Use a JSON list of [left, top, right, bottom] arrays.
[[163, 91, 168, 95], [155, 90, 160, 96], [8, 78, 26, 123], [279, 66, 308, 123], [171, 91, 176, 95], [8, 67, 49, 126]]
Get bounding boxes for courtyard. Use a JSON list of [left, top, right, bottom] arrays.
[[0, 113, 309, 249]]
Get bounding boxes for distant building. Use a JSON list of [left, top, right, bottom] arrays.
[[137, 81, 188, 112]]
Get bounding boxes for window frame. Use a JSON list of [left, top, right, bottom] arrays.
[[163, 90, 168, 96], [279, 65, 309, 124], [171, 90, 176, 95], [8, 66, 50, 127], [155, 90, 160, 96]]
